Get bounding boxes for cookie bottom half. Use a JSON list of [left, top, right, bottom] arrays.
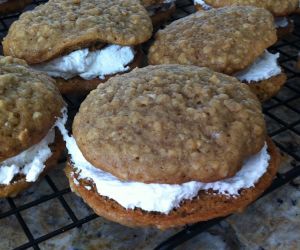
[[65, 137, 280, 229], [0, 129, 64, 198], [247, 72, 287, 102]]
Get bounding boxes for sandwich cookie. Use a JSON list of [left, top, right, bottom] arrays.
[[0, 56, 66, 197], [0, 0, 32, 15], [149, 6, 286, 102], [2, 0, 153, 94], [60, 65, 280, 229], [141, 0, 176, 26], [193, 0, 298, 38]]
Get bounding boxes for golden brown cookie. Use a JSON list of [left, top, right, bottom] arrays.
[[53, 47, 144, 94], [194, 2, 295, 38], [0, 0, 32, 15], [2, 0, 153, 64], [248, 72, 287, 102], [0, 56, 64, 161], [65, 137, 280, 229], [0, 130, 64, 198], [200, 0, 298, 17], [73, 65, 266, 184], [148, 6, 277, 75]]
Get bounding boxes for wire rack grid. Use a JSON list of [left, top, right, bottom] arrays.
[[0, 0, 300, 249]]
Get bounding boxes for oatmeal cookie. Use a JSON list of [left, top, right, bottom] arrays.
[[2, 0, 152, 64], [201, 0, 299, 17], [148, 6, 276, 75], [195, 1, 295, 38], [73, 65, 266, 184], [0, 56, 64, 161]]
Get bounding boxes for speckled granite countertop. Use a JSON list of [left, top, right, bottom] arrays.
[[0, 0, 300, 249]]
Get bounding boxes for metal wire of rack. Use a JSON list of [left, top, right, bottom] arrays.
[[0, 0, 300, 249]]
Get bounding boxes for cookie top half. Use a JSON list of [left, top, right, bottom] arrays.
[[3, 0, 153, 64], [0, 56, 64, 161], [73, 65, 266, 184], [149, 6, 276, 75], [203, 0, 299, 16]]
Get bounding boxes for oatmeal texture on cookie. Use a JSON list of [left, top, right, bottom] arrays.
[[148, 6, 276, 75], [3, 0, 153, 64], [204, 0, 299, 16], [0, 56, 64, 161], [73, 65, 266, 184]]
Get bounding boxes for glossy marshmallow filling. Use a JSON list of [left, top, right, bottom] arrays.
[[33, 45, 135, 80]]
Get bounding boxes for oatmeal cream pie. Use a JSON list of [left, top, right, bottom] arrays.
[[193, 0, 298, 37], [140, 0, 176, 26], [149, 6, 287, 102], [0, 0, 32, 15], [59, 65, 280, 229], [2, 0, 153, 94], [0, 56, 66, 198]]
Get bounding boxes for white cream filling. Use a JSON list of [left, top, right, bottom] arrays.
[[194, 0, 212, 10], [33, 45, 135, 80], [0, 109, 66, 186], [274, 17, 289, 28], [0, 129, 55, 185], [57, 113, 270, 214], [234, 50, 281, 83]]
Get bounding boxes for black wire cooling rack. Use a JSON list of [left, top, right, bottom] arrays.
[[0, 0, 300, 249]]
